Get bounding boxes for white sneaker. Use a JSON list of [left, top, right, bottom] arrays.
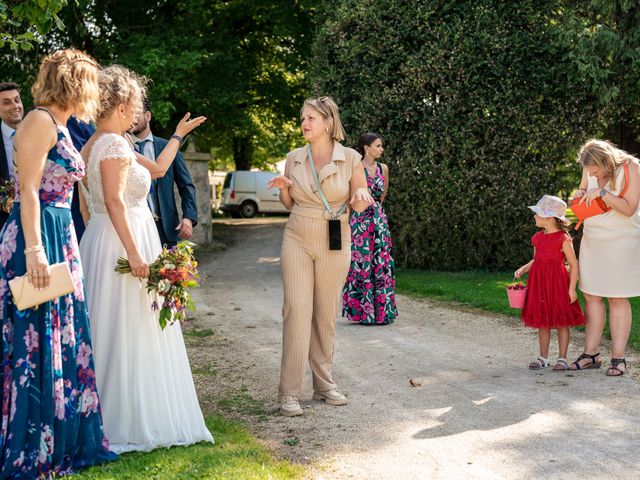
[[312, 389, 348, 406], [279, 395, 303, 416]]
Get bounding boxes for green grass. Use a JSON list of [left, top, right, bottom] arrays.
[[76, 415, 304, 480], [396, 269, 640, 351], [183, 328, 215, 338], [217, 388, 269, 418]]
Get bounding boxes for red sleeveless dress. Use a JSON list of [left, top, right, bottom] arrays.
[[521, 231, 585, 329]]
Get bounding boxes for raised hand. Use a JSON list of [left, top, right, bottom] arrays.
[[268, 176, 293, 190], [174, 113, 207, 138], [350, 187, 374, 207]]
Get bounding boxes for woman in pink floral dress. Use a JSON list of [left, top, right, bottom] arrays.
[[342, 133, 398, 324]]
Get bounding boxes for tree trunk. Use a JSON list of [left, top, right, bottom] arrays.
[[233, 135, 253, 170]]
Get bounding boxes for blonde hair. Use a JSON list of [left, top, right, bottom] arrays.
[[301, 96, 346, 142], [97, 65, 146, 121], [31, 49, 100, 123], [578, 139, 638, 191]]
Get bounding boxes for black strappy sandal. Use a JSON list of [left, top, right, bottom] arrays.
[[570, 352, 602, 370], [606, 358, 626, 377]]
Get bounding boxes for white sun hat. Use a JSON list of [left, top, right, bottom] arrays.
[[528, 195, 570, 224]]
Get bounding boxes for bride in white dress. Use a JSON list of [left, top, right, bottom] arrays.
[[78, 65, 212, 453]]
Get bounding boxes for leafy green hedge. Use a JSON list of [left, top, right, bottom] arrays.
[[310, 1, 611, 269]]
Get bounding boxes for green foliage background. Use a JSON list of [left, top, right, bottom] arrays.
[[310, 0, 640, 270], [4, 1, 640, 269], [0, 0, 314, 171]]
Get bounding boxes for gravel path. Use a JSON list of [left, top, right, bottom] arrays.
[[189, 218, 640, 480]]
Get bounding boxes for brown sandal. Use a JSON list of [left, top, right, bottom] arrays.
[[570, 352, 601, 370], [606, 358, 626, 377]]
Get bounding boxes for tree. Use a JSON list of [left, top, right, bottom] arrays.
[[41, 0, 315, 170], [311, 0, 604, 270], [0, 0, 66, 50], [564, 0, 640, 154]]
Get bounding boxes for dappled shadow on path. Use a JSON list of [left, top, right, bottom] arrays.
[[197, 220, 640, 480]]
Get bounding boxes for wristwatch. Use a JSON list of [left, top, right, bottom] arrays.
[[599, 189, 607, 197]]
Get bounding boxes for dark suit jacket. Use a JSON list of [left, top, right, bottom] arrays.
[[0, 132, 11, 230], [152, 135, 198, 244], [67, 117, 96, 241]]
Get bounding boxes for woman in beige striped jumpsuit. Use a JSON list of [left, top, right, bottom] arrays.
[[268, 97, 374, 416]]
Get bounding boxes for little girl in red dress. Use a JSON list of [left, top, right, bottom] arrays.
[[515, 195, 585, 371]]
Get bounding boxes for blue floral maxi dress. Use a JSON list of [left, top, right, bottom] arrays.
[[342, 163, 398, 324], [0, 112, 116, 478]]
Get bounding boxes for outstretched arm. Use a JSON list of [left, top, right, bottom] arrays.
[[268, 156, 294, 209], [349, 162, 374, 213], [136, 113, 206, 179], [514, 249, 535, 278]]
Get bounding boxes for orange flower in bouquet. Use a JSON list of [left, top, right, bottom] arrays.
[[115, 241, 199, 329]]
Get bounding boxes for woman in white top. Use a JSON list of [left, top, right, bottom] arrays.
[[571, 139, 640, 376], [79, 65, 212, 451]]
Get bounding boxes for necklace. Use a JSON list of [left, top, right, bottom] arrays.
[[362, 159, 377, 175]]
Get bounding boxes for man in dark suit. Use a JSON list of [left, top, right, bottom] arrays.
[[0, 82, 23, 230], [131, 98, 198, 247], [67, 116, 95, 241]]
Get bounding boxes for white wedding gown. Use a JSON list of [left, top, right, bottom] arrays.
[[79, 133, 213, 453]]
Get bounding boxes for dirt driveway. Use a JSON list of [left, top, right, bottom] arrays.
[[188, 218, 640, 480]]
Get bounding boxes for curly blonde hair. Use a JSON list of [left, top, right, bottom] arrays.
[[31, 49, 100, 122], [97, 65, 147, 121], [578, 139, 638, 191]]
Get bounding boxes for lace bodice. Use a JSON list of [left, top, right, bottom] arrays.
[[85, 133, 151, 215]]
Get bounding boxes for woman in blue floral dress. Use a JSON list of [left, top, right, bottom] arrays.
[[342, 133, 398, 325], [0, 50, 116, 478]]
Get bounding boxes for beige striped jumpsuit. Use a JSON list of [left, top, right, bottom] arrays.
[[278, 142, 360, 397]]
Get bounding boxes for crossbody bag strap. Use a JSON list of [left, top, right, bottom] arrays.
[[307, 144, 347, 219], [618, 161, 630, 198]]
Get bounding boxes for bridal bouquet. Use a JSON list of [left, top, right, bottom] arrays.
[[115, 241, 199, 329], [0, 179, 15, 213]]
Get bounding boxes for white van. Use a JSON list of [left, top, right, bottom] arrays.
[[219, 171, 290, 218]]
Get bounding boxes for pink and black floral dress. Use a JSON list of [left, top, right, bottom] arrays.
[[342, 162, 398, 324]]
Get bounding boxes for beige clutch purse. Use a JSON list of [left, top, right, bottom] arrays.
[[9, 262, 75, 311]]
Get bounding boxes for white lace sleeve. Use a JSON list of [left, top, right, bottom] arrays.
[[94, 134, 135, 164]]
